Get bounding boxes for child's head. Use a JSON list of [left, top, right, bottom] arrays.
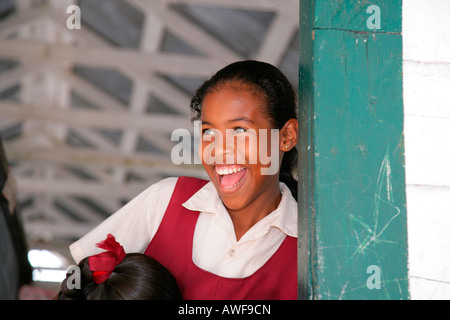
[[58, 235, 182, 300], [190, 60, 298, 201]]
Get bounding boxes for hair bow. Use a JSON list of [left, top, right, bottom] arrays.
[[88, 234, 126, 284]]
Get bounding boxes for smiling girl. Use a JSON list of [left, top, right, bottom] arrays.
[[70, 60, 299, 300]]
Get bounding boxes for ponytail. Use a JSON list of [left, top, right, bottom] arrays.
[[57, 254, 182, 300]]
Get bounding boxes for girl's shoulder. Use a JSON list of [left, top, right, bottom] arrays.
[[141, 176, 179, 197], [143, 176, 208, 201], [147, 176, 206, 191], [151, 176, 179, 190], [155, 176, 209, 188]]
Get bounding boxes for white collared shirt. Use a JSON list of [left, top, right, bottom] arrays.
[[70, 177, 298, 278]]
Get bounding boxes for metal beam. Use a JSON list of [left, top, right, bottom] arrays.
[[0, 39, 225, 77], [254, 9, 298, 65], [128, 0, 241, 61], [0, 100, 192, 134], [16, 177, 150, 198]]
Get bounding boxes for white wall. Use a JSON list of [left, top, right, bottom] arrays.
[[403, 0, 450, 299]]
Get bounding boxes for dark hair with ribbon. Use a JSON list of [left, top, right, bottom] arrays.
[[88, 234, 127, 284], [57, 234, 182, 300]]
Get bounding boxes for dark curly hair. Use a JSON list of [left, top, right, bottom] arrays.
[[190, 60, 298, 198], [57, 253, 182, 300]]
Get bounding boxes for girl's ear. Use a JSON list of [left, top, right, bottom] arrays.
[[279, 119, 298, 152]]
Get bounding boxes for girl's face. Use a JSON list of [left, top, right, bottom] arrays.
[[200, 86, 281, 211]]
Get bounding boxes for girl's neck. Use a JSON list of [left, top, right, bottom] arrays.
[[227, 182, 282, 242]]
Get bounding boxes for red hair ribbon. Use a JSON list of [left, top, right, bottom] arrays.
[[88, 234, 126, 284]]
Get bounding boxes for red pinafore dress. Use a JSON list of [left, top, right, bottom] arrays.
[[144, 176, 297, 300]]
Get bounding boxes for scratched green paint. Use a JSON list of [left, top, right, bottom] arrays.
[[313, 0, 402, 33], [299, 1, 408, 299]]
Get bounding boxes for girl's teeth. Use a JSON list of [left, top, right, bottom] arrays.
[[216, 166, 244, 175]]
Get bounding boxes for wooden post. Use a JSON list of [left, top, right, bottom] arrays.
[[298, 0, 409, 299]]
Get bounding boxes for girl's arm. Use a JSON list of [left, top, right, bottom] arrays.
[[69, 177, 177, 264]]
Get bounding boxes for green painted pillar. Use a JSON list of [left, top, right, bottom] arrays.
[[298, 0, 409, 299]]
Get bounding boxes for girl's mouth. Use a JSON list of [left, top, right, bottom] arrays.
[[215, 165, 247, 190]]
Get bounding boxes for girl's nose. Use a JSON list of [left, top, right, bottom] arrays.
[[201, 129, 239, 165], [213, 131, 235, 164]]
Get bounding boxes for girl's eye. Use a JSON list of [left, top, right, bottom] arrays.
[[202, 128, 215, 136], [234, 127, 247, 134]]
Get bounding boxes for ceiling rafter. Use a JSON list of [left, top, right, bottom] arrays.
[[0, 0, 298, 251], [1, 101, 191, 134], [254, 6, 299, 65], [0, 39, 225, 77], [128, 0, 241, 61], [114, 11, 164, 184]]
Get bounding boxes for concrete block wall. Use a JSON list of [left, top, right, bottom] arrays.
[[403, 0, 450, 299]]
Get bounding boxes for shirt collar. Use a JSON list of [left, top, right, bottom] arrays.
[[182, 181, 298, 238]]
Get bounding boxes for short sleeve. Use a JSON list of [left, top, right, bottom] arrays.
[[69, 177, 178, 263]]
